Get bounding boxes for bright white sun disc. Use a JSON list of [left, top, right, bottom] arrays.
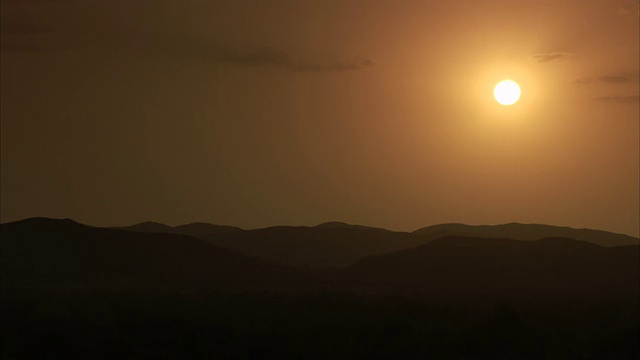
[[493, 80, 521, 106]]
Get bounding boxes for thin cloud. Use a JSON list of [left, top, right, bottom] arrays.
[[217, 47, 378, 73], [592, 95, 639, 103], [576, 74, 639, 84], [530, 52, 573, 63], [1, 21, 377, 72]]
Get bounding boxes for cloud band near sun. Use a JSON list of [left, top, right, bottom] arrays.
[[592, 95, 640, 103], [575, 74, 639, 84], [217, 47, 378, 73], [529, 52, 573, 63]]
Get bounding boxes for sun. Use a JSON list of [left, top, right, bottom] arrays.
[[493, 80, 521, 106]]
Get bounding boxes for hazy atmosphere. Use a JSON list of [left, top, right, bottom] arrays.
[[3, 2, 639, 359], [2, 0, 638, 235]]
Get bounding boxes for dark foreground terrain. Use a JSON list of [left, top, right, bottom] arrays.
[[2, 218, 639, 359]]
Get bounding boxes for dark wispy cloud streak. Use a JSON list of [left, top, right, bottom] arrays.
[[592, 95, 639, 103], [576, 74, 639, 84], [2, 28, 378, 73], [217, 47, 378, 72], [530, 52, 572, 63]]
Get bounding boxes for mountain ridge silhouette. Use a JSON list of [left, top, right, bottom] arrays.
[[1, 217, 308, 291], [344, 235, 639, 303], [6, 217, 637, 268], [2, 218, 637, 304], [4, 218, 637, 293], [112, 221, 242, 236], [3, 216, 638, 360], [108, 219, 639, 244], [413, 222, 638, 246]]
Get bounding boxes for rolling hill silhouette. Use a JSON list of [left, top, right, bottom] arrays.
[[413, 222, 639, 247], [108, 220, 639, 268], [1, 218, 303, 291], [112, 221, 242, 236], [201, 225, 426, 268], [315, 221, 390, 232], [3, 218, 638, 359], [4, 217, 638, 294], [345, 235, 639, 302]]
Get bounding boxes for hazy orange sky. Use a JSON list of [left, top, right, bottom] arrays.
[[2, 0, 638, 236]]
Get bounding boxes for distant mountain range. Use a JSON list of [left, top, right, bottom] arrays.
[[112, 221, 425, 267], [201, 225, 425, 268], [345, 236, 639, 303], [4, 218, 638, 359], [413, 222, 639, 247], [1, 218, 305, 291], [2, 217, 638, 298], [110, 220, 639, 267], [112, 221, 241, 236]]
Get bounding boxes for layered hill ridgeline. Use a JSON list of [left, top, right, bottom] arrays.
[[112, 221, 242, 236], [201, 225, 425, 268], [413, 222, 639, 247], [3, 218, 638, 359], [111, 220, 638, 267], [2, 217, 638, 298], [1, 218, 309, 291], [345, 236, 639, 303]]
